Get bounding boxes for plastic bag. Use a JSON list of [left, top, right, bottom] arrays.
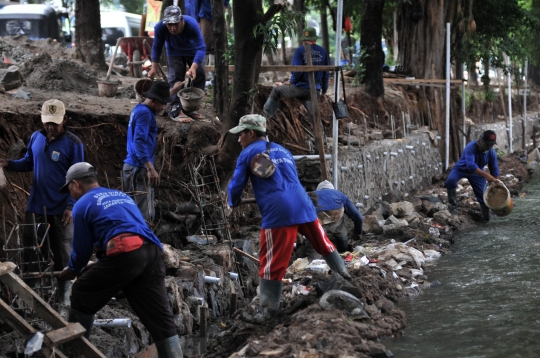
[[24, 332, 44, 355]]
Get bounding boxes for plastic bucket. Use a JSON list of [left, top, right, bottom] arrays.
[[97, 81, 119, 97], [177, 87, 204, 113], [134, 78, 153, 103], [483, 180, 514, 217]]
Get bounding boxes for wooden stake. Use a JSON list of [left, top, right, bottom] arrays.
[[304, 43, 328, 181], [199, 306, 208, 337]]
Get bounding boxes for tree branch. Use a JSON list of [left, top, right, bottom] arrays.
[[261, 4, 284, 24]]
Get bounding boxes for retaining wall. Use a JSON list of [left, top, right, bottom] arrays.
[[297, 116, 540, 213]]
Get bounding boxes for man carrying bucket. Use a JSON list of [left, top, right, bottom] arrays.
[[445, 130, 500, 222], [148, 5, 206, 123]]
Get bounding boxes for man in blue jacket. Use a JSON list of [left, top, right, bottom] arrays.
[[148, 5, 206, 122], [0, 99, 84, 305], [123, 80, 172, 224], [228, 114, 350, 317], [263, 27, 329, 122], [313, 180, 364, 252], [446, 130, 500, 222], [58, 162, 182, 357], [184, 0, 229, 57]]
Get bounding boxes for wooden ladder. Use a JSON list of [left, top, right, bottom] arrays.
[[0, 262, 106, 358]]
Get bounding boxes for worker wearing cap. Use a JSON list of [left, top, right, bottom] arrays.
[[123, 80, 172, 224], [227, 114, 350, 318], [58, 162, 182, 357], [263, 27, 329, 122], [446, 130, 500, 222], [148, 5, 206, 122], [0, 99, 83, 305], [312, 180, 364, 253]]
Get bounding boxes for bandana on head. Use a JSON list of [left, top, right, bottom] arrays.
[[477, 135, 490, 153]]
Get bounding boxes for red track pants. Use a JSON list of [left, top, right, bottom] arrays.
[[259, 219, 336, 280]]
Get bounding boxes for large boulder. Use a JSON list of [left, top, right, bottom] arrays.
[[0, 65, 22, 90], [387, 201, 415, 218], [363, 215, 383, 234]]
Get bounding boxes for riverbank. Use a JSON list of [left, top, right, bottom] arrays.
[[203, 155, 529, 358]]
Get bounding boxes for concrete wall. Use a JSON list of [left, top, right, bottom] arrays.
[[297, 116, 540, 213], [469, 115, 540, 154], [326, 133, 442, 211]]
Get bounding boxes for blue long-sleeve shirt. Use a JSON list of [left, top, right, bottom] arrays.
[[68, 187, 162, 273], [7, 129, 84, 215], [290, 44, 329, 93], [151, 15, 206, 65], [228, 140, 316, 229], [453, 140, 499, 177], [184, 0, 229, 21], [124, 103, 157, 168], [314, 189, 364, 235]]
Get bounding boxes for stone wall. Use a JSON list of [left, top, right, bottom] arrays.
[[297, 116, 540, 214]]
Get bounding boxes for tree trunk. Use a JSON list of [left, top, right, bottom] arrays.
[[530, 64, 540, 87], [73, 0, 106, 68], [217, 1, 282, 184], [212, 0, 229, 118], [320, 1, 329, 54], [281, 33, 288, 64], [360, 0, 385, 98], [293, 0, 305, 47]]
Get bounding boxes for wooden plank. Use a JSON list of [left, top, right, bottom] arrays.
[[383, 78, 463, 84], [45, 323, 87, 346], [0, 296, 37, 338], [0, 261, 16, 276], [0, 273, 106, 358], [0, 298, 68, 358], [205, 65, 339, 73]]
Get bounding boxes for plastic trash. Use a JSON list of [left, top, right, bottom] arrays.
[[204, 276, 220, 284], [286, 257, 310, 274], [24, 332, 44, 354], [186, 235, 216, 245], [306, 259, 330, 275], [229, 272, 239, 281], [93, 318, 132, 328]]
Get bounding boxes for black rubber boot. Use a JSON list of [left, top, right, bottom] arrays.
[[68, 309, 95, 339], [323, 250, 352, 280], [259, 278, 282, 314], [447, 188, 457, 214], [480, 203, 490, 222], [263, 98, 279, 118], [155, 335, 183, 358]]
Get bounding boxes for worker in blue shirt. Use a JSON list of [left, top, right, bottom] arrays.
[[148, 5, 206, 122], [446, 130, 500, 222], [123, 80, 172, 224], [263, 27, 329, 122], [58, 162, 182, 357], [228, 114, 350, 318], [184, 0, 229, 55], [313, 180, 364, 252], [0, 99, 84, 305]]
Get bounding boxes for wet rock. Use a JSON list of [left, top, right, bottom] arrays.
[[165, 277, 193, 334], [412, 197, 423, 212], [368, 342, 393, 358], [202, 245, 232, 271], [375, 298, 394, 313], [319, 290, 365, 315], [315, 273, 362, 298], [364, 215, 383, 234], [433, 209, 452, 225], [162, 243, 182, 269], [0, 65, 22, 90], [387, 201, 415, 218], [403, 212, 421, 224], [384, 215, 408, 227]]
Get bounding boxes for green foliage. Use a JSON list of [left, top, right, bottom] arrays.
[[495, 148, 506, 158], [352, 48, 369, 87], [224, 33, 235, 65], [253, 8, 305, 55]]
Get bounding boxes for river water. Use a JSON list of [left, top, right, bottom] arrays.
[[385, 175, 540, 358]]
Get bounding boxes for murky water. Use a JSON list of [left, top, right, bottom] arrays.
[[385, 175, 540, 358]]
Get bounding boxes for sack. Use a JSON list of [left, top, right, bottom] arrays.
[[250, 141, 276, 179], [332, 69, 349, 119], [106, 234, 144, 257]]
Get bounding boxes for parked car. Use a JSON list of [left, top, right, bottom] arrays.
[[101, 11, 142, 46], [0, 4, 69, 42]]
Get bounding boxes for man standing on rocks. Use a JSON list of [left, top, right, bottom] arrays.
[[446, 130, 499, 222], [58, 162, 182, 357], [313, 180, 364, 252], [227, 114, 350, 316], [0, 99, 84, 305], [263, 26, 329, 122], [148, 5, 206, 123], [123, 80, 172, 224]]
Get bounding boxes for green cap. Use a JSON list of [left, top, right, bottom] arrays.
[[229, 114, 267, 134], [302, 27, 318, 41]]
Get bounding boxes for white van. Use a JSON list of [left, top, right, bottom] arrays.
[[101, 11, 141, 47]]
